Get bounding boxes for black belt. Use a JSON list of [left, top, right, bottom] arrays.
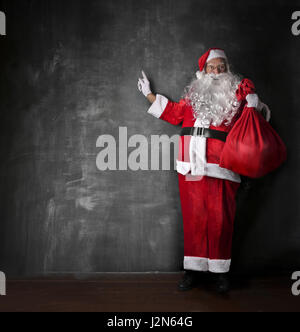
[[181, 127, 228, 142]]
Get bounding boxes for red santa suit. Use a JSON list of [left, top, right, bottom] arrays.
[[146, 48, 270, 273]]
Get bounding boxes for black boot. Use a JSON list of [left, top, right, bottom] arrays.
[[178, 270, 199, 291], [214, 273, 230, 294]]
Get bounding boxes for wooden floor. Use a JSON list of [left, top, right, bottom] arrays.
[[0, 273, 299, 312]]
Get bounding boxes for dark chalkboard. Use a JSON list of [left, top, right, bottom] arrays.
[[0, 0, 298, 277]]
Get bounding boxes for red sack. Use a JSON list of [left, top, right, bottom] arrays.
[[219, 107, 287, 178]]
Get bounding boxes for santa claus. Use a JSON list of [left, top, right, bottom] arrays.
[[138, 48, 273, 294]]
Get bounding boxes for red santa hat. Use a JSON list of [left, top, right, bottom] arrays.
[[198, 48, 227, 72]]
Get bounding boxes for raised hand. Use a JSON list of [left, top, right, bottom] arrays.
[[138, 70, 152, 97]]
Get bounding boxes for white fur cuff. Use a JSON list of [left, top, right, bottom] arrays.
[[184, 256, 231, 273], [147, 94, 169, 119]]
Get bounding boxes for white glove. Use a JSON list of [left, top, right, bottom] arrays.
[[246, 94, 259, 108], [259, 102, 272, 122], [246, 94, 271, 122], [138, 71, 152, 97]]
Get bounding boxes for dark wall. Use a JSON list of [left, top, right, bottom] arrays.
[[0, 0, 299, 277]]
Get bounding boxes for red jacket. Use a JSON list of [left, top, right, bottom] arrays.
[[147, 79, 270, 183]]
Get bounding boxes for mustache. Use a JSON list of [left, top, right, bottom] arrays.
[[202, 72, 232, 83], [190, 72, 240, 93]]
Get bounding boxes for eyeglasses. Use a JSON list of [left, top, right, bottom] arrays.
[[206, 64, 227, 72]]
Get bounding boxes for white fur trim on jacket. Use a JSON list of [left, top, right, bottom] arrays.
[[189, 136, 207, 175], [147, 94, 168, 119], [176, 160, 241, 183]]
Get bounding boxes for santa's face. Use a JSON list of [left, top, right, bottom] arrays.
[[205, 57, 227, 75]]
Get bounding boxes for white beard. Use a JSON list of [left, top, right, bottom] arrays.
[[183, 71, 242, 127]]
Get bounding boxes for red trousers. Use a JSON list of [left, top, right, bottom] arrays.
[[178, 173, 240, 273]]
